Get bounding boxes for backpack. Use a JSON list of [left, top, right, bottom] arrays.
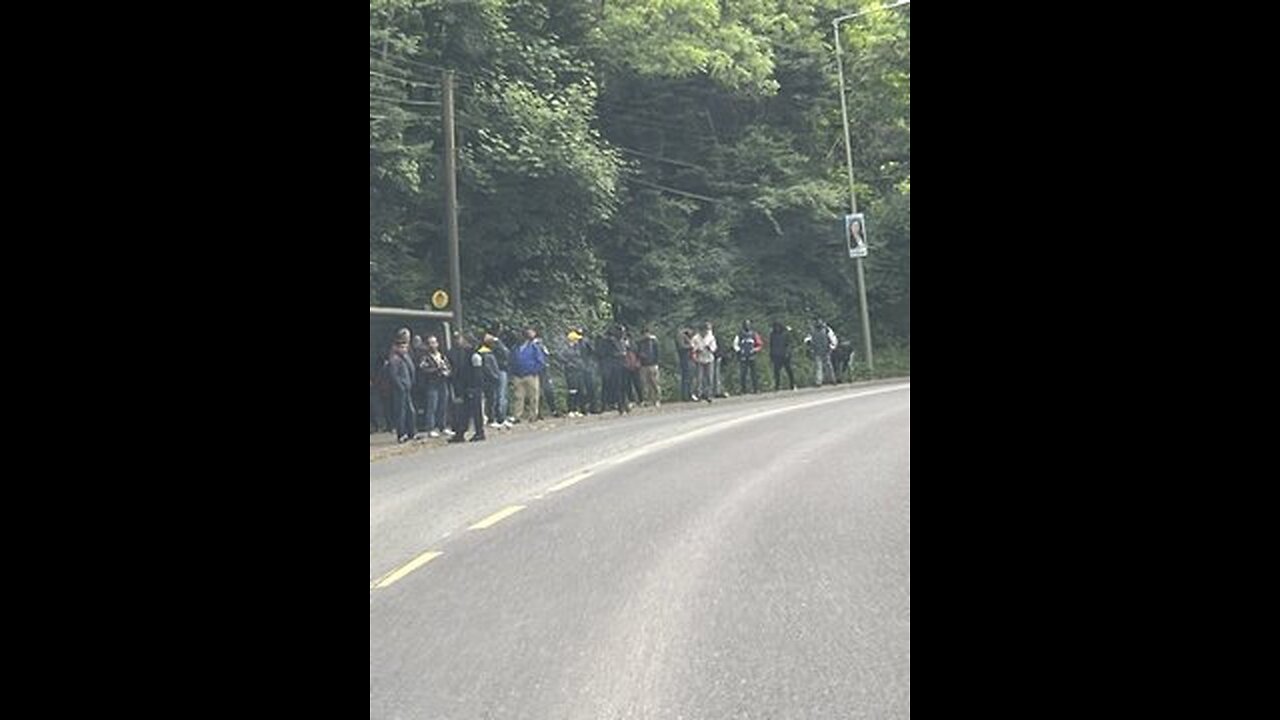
[[490, 340, 510, 371]]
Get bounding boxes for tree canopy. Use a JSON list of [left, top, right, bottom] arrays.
[[370, 0, 909, 351]]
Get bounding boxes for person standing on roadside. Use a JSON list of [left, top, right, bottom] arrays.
[[447, 333, 486, 443], [675, 326, 694, 401], [732, 320, 763, 395], [690, 321, 716, 404], [805, 318, 838, 386], [509, 327, 548, 423], [389, 328, 417, 443], [635, 324, 661, 407], [562, 329, 587, 417], [419, 335, 454, 437], [769, 321, 796, 391]]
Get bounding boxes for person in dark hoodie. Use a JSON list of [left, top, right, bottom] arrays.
[[620, 324, 642, 408], [598, 324, 629, 414], [447, 333, 487, 443], [578, 326, 601, 414], [446, 331, 469, 435], [769, 321, 797, 391], [410, 334, 429, 431]]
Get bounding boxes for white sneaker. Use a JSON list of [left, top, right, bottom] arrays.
[[691, 394, 699, 401], [428, 430, 441, 438], [443, 429, 456, 437], [655, 401, 661, 408], [502, 420, 514, 428], [489, 422, 502, 429]]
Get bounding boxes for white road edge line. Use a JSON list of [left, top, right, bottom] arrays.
[[540, 383, 909, 495]]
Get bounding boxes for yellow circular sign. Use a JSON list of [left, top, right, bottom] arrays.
[[431, 290, 449, 309]]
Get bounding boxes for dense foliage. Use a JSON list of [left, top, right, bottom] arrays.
[[370, 0, 909, 361]]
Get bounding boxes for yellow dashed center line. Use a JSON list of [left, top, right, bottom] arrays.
[[370, 385, 909, 592], [370, 550, 443, 590], [546, 470, 592, 494], [468, 505, 527, 530]]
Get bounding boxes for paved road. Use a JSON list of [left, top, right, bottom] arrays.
[[370, 381, 910, 719]]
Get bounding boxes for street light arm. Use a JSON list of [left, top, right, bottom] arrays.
[[834, 0, 911, 27]]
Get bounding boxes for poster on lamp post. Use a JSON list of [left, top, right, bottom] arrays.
[[845, 213, 868, 258]]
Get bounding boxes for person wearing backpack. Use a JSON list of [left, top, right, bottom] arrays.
[[732, 320, 764, 395], [804, 318, 838, 386], [635, 324, 661, 407], [509, 327, 548, 423]]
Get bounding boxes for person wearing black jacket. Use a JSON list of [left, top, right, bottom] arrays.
[[478, 337, 504, 429], [578, 328, 601, 413], [446, 333, 470, 436], [562, 329, 587, 417], [597, 325, 629, 415], [447, 333, 487, 443], [769, 321, 796, 391], [635, 324, 661, 407]]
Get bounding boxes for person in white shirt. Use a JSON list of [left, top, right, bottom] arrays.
[[689, 321, 717, 403]]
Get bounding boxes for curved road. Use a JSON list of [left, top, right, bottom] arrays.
[[370, 381, 910, 719]]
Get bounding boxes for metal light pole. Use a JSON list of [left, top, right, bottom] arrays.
[[442, 69, 463, 334], [833, 0, 909, 375]]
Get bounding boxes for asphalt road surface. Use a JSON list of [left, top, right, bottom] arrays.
[[370, 381, 910, 719]]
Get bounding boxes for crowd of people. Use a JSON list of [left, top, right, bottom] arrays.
[[370, 319, 856, 444]]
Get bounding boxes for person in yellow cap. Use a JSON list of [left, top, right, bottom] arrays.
[[563, 329, 587, 417]]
